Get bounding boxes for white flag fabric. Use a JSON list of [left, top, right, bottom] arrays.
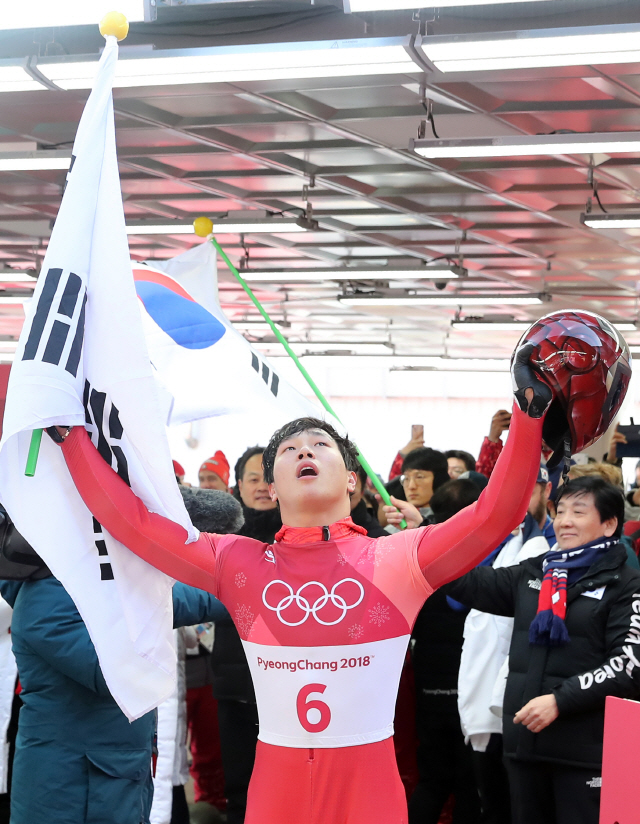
[[133, 242, 341, 434], [0, 36, 196, 721]]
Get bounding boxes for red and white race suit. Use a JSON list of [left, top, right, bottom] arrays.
[[61, 403, 543, 824]]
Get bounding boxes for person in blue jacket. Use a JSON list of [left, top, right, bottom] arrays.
[[0, 486, 242, 824]]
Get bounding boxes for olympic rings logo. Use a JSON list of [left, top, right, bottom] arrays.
[[262, 578, 365, 626]]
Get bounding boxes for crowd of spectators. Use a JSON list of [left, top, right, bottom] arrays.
[[1, 408, 640, 824], [167, 411, 640, 824]]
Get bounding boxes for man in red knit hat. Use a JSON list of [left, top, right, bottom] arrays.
[[198, 452, 230, 493]]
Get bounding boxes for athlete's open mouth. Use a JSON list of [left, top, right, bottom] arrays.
[[297, 463, 318, 478]]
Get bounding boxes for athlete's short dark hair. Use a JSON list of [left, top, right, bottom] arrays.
[[262, 417, 359, 485], [556, 475, 624, 538]]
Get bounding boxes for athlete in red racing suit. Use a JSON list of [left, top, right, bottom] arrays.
[[58, 395, 545, 824]]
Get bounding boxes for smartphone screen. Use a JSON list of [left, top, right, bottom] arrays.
[[411, 424, 424, 441]]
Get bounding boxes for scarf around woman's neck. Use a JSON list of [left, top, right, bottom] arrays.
[[529, 537, 616, 647]]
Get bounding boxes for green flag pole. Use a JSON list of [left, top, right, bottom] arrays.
[[205, 229, 405, 528], [25, 428, 43, 477]]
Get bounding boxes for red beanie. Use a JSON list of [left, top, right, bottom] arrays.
[[199, 451, 230, 486], [172, 459, 185, 478]]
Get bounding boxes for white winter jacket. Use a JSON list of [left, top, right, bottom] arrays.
[[457, 525, 548, 750]]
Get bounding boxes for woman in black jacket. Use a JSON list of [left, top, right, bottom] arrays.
[[446, 475, 640, 824]]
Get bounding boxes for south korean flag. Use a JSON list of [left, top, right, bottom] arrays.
[[0, 34, 196, 720]]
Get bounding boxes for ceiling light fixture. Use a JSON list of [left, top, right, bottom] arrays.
[[256, 342, 394, 356], [126, 217, 313, 235], [262, 352, 511, 370], [232, 321, 284, 332], [347, 0, 551, 9], [212, 220, 309, 234], [0, 271, 37, 283], [452, 319, 635, 331], [0, 297, 31, 305], [0, 151, 71, 171], [1, 0, 147, 30], [412, 131, 640, 160], [38, 36, 419, 91], [126, 224, 193, 236], [339, 294, 545, 307], [452, 321, 530, 332], [242, 265, 465, 282], [0, 64, 48, 93], [580, 212, 640, 230], [416, 23, 640, 73]]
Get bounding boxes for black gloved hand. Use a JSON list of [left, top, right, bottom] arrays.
[[45, 426, 71, 444], [512, 343, 553, 419]]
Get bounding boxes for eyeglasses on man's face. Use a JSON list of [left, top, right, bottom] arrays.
[[400, 472, 432, 485]]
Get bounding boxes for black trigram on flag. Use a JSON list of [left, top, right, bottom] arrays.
[[22, 266, 87, 377], [251, 352, 279, 397], [84, 380, 130, 581], [92, 517, 114, 582]]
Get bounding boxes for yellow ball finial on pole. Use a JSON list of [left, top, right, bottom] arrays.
[[194, 216, 214, 237], [99, 11, 129, 40]]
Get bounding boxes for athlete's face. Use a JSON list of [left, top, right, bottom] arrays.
[[554, 492, 617, 550], [269, 429, 356, 516]]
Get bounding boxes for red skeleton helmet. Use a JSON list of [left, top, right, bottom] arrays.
[[511, 310, 632, 466]]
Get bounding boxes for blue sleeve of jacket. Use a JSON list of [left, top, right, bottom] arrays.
[[18, 578, 111, 696], [172, 582, 231, 627], [620, 536, 640, 569], [0, 581, 22, 608]]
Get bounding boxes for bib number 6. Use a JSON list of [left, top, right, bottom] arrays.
[[296, 683, 331, 733]]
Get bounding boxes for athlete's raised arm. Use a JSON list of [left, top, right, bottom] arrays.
[[61, 427, 219, 593], [414, 401, 543, 590], [381, 341, 552, 590]]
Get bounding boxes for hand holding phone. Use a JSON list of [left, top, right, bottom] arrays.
[[400, 425, 425, 457], [615, 420, 640, 458]]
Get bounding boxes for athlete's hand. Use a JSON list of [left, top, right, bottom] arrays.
[[378, 496, 423, 529], [514, 694, 559, 733], [512, 343, 553, 419], [45, 425, 73, 444]]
